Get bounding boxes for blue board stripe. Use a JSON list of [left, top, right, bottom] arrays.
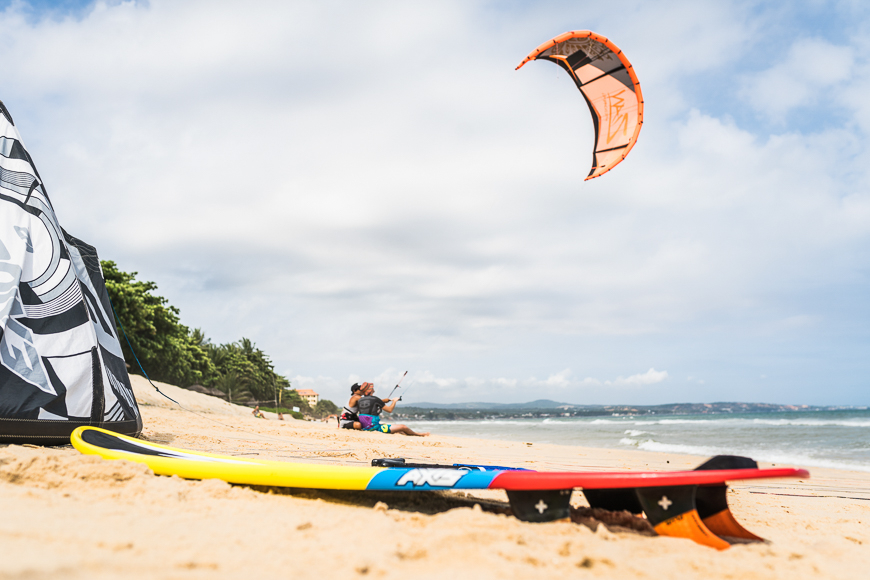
[[367, 468, 499, 491]]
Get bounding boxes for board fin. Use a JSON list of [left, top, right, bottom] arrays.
[[581, 455, 768, 549], [693, 455, 766, 543], [635, 485, 731, 550], [506, 489, 573, 522], [581, 488, 644, 514], [694, 455, 758, 471]]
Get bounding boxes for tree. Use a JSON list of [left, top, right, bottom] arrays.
[[212, 370, 252, 404], [202, 338, 290, 403], [101, 261, 214, 387], [281, 389, 313, 415], [313, 399, 339, 419]]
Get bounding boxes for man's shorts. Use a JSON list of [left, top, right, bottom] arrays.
[[360, 414, 391, 433]]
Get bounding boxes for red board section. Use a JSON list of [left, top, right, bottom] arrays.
[[490, 467, 809, 491]]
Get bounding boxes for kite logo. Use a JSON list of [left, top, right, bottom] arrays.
[[396, 469, 466, 488], [604, 90, 629, 144]]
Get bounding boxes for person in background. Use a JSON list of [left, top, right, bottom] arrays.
[[357, 383, 429, 437], [339, 382, 370, 430]]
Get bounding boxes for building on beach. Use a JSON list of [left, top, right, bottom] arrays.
[[296, 389, 319, 407]]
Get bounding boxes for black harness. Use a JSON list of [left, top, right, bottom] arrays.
[[357, 395, 386, 416]]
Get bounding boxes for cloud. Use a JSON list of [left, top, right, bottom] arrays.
[[738, 38, 854, 121], [606, 368, 669, 387], [534, 368, 669, 389], [544, 369, 573, 388]]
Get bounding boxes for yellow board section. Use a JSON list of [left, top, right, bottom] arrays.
[[71, 426, 380, 490]]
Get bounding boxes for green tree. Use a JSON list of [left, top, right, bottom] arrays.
[[201, 337, 301, 408], [313, 399, 339, 419], [281, 389, 313, 415], [212, 370, 252, 404], [101, 261, 214, 387]]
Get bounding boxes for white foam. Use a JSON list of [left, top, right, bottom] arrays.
[[590, 417, 870, 428], [748, 418, 870, 428], [407, 419, 525, 426], [634, 440, 870, 473]]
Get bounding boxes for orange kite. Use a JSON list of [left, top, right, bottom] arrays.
[[517, 31, 644, 180]]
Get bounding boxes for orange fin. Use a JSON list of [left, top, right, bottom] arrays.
[[702, 509, 765, 543], [654, 508, 731, 550]]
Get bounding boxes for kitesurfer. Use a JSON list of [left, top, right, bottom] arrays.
[[357, 383, 429, 437], [339, 382, 369, 430]]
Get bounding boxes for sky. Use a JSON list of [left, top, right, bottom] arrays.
[[1, 0, 868, 407]]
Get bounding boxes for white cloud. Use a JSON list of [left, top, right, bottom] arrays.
[[739, 38, 854, 120], [606, 368, 669, 387], [407, 370, 460, 390], [544, 369, 573, 388], [531, 368, 670, 389]]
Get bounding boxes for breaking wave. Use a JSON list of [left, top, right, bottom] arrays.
[[620, 439, 870, 473], [624, 429, 648, 436], [590, 417, 870, 428]]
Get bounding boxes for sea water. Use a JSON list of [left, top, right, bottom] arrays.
[[404, 409, 870, 472]]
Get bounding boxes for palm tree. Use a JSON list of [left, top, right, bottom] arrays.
[[190, 328, 208, 348], [213, 370, 252, 404], [239, 337, 256, 357]]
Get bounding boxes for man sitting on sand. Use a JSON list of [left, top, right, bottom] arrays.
[[252, 405, 266, 419], [339, 383, 368, 430], [357, 383, 428, 437]]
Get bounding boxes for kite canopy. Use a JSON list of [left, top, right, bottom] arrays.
[[0, 99, 142, 444], [517, 31, 643, 180]]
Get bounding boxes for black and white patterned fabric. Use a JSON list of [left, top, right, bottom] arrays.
[[0, 99, 142, 443]]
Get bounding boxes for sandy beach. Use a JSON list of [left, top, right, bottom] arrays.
[[1, 377, 868, 579]]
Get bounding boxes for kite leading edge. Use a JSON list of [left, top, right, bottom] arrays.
[[517, 31, 643, 180]]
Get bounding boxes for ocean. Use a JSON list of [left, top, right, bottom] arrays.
[[404, 409, 870, 472]]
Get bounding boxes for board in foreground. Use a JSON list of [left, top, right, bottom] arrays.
[[71, 426, 809, 549]]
